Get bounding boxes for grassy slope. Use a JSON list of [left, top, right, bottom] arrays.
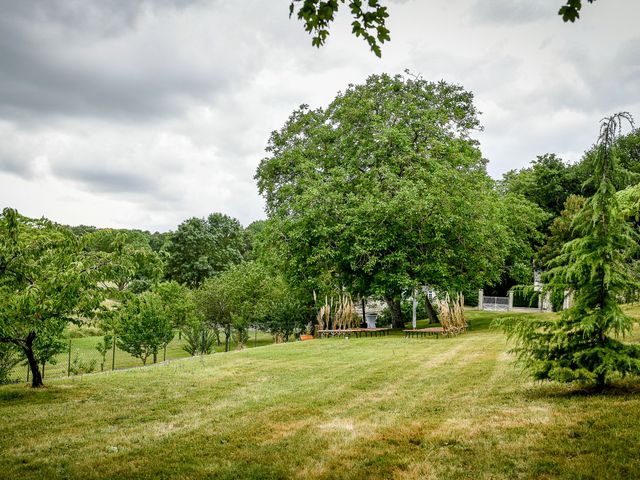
[[1, 312, 639, 480], [11, 330, 275, 381]]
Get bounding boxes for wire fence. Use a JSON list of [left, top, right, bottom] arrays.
[[9, 328, 272, 383]]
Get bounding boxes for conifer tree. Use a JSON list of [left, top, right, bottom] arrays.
[[499, 113, 640, 389]]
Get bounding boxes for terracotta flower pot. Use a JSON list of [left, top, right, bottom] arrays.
[[300, 334, 314, 341]]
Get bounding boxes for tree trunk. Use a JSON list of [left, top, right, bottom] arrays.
[[153, 352, 157, 364], [23, 332, 43, 388], [225, 324, 231, 352], [424, 295, 440, 324], [385, 296, 404, 329]]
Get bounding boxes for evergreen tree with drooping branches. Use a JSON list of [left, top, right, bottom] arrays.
[[498, 113, 640, 389]]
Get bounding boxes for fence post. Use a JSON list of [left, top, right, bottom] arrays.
[[508, 290, 514, 311], [111, 334, 116, 371], [478, 289, 484, 310], [67, 339, 72, 377]]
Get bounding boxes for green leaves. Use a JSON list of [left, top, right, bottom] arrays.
[[559, 0, 596, 22], [290, 1, 602, 59], [0, 208, 113, 386], [501, 113, 640, 388], [256, 73, 538, 315], [164, 213, 244, 287], [289, 0, 389, 57], [117, 292, 174, 365]]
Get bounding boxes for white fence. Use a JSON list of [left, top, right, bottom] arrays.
[[482, 296, 510, 311]]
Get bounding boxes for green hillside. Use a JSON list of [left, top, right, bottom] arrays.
[[1, 311, 639, 480]]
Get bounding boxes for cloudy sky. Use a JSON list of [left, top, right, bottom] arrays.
[[1, 0, 639, 232]]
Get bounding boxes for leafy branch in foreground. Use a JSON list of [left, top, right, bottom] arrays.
[[559, 0, 596, 22], [496, 113, 640, 389], [289, 0, 390, 57], [289, 1, 599, 57]]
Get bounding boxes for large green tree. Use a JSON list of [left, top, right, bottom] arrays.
[[164, 213, 244, 287], [0, 209, 109, 387], [256, 73, 543, 327], [498, 113, 640, 389]]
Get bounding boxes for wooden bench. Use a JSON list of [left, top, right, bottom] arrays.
[[317, 328, 392, 338], [403, 323, 470, 338], [403, 327, 446, 338]]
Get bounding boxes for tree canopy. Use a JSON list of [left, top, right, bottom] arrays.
[[0, 208, 110, 387], [117, 291, 174, 365], [164, 213, 244, 287], [256, 72, 544, 327]]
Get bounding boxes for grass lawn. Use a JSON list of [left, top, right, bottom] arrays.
[[1, 310, 640, 479]]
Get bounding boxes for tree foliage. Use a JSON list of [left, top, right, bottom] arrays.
[[559, 0, 596, 22], [84, 229, 163, 295], [0, 208, 110, 387], [535, 194, 586, 270], [256, 73, 544, 327], [289, 0, 390, 57], [152, 281, 197, 331], [498, 113, 640, 389], [164, 213, 244, 287], [197, 261, 309, 349], [500, 154, 586, 221], [117, 292, 174, 365], [290, 1, 599, 57]]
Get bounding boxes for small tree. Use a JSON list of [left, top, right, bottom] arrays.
[[95, 333, 113, 372], [498, 113, 640, 389], [0, 208, 108, 387], [152, 281, 197, 332], [117, 292, 174, 365]]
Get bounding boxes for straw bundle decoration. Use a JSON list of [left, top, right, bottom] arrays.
[[334, 294, 358, 330], [316, 293, 357, 331], [451, 293, 466, 332], [317, 297, 331, 330], [436, 292, 466, 335]]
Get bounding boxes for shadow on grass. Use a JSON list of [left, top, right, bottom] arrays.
[[523, 379, 640, 399]]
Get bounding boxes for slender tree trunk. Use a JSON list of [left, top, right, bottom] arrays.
[[361, 298, 367, 328], [424, 295, 440, 324], [153, 352, 157, 364], [225, 324, 231, 352], [23, 332, 43, 388], [384, 296, 404, 329]]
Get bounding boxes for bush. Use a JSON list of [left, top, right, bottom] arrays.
[[69, 350, 97, 375], [182, 323, 216, 356]]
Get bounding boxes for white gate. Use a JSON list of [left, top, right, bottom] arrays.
[[482, 296, 509, 311]]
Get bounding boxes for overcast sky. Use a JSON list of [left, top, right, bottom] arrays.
[[1, 0, 638, 232]]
